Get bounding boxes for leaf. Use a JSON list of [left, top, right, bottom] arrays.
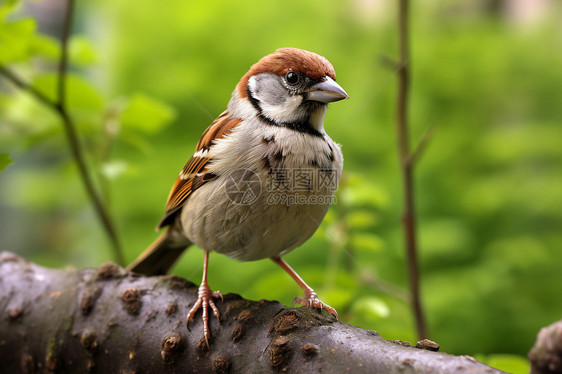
[[0, 91, 60, 146], [29, 34, 60, 61], [0, 1, 21, 21], [69, 35, 98, 66], [32, 73, 105, 111], [117, 131, 151, 154], [119, 93, 176, 134], [0, 18, 36, 64], [0, 153, 13, 171], [1, 0, 22, 10]]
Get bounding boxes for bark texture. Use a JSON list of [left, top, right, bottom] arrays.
[[0, 252, 505, 373], [529, 320, 562, 374]]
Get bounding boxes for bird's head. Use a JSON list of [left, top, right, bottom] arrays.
[[236, 48, 348, 134]]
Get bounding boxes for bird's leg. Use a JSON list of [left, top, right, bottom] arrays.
[[186, 250, 222, 347], [271, 257, 338, 319]]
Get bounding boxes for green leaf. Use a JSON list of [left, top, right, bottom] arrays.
[[32, 73, 104, 112], [0, 90, 60, 146], [69, 35, 98, 66], [0, 1, 20, 21], [0, 153, 13, 171], [29, 34, 60, 61], [120, 93, 176, 134], [1, 0, 22, 10], [117, 131, 151, 154], [0, 18, 36, 64]]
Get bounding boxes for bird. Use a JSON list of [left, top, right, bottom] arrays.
[[127, 48, 348, 346]]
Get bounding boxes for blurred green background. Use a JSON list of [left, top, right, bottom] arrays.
[[1, 0, 560, 370]]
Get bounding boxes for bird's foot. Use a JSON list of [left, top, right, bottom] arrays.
[[186, 282, 223, 348], [293, 290, 338, 319]]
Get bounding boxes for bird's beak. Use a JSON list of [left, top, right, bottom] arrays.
[[306, 76, 349, 103]]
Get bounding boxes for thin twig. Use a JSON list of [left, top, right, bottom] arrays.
[[408, 125, 435, 167], [0, 65, 56, 107], [0, 0, 124, 265], [395, 0, 428, 339], [56, 0, 124, 265]]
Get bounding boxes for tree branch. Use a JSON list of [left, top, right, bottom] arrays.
[[395, 0, 428, 339], [0, 0, 124, 265], [0, 252, 506, 373], [57, 0, 73, 109], [0, 65, 57, 108]]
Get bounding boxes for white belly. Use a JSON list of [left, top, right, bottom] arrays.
[[181, 172, 334, 260], [179, 123, 342, 261]]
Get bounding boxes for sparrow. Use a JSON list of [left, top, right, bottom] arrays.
[[127, 48, 348, 346]]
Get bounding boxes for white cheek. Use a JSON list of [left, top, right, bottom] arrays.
[[260, 95, 304, 124]]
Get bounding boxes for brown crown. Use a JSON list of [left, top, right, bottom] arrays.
[[237, 48, 337, 99]]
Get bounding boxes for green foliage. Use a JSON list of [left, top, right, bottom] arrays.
[[69, 36, 97, 66], [0, 0, 176, 266], [0, 153, 12, 171], [0, 17, 36, 63], [1, 1, 560, 367], [0, 5, 60, 64], [33, 73, 104, 111], [119, 93, 176, 135]]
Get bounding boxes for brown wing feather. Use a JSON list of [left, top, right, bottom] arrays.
[[157, 113, 242, 229]]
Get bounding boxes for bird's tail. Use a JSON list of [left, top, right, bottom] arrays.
[[126, 227, 191, 276]]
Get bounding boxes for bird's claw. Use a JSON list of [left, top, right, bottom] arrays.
[[186, 283, 223, 348], [293, 291, 338, 319]]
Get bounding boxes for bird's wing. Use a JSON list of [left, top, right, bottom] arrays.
[[157, 111, 242, 229]]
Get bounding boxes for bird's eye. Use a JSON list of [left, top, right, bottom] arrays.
[[286, 71, 299, 85]]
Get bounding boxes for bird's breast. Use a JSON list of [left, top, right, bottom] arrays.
[[180, 121, 343, 261]]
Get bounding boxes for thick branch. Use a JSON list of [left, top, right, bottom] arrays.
[[0, 252, 505, 373]]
